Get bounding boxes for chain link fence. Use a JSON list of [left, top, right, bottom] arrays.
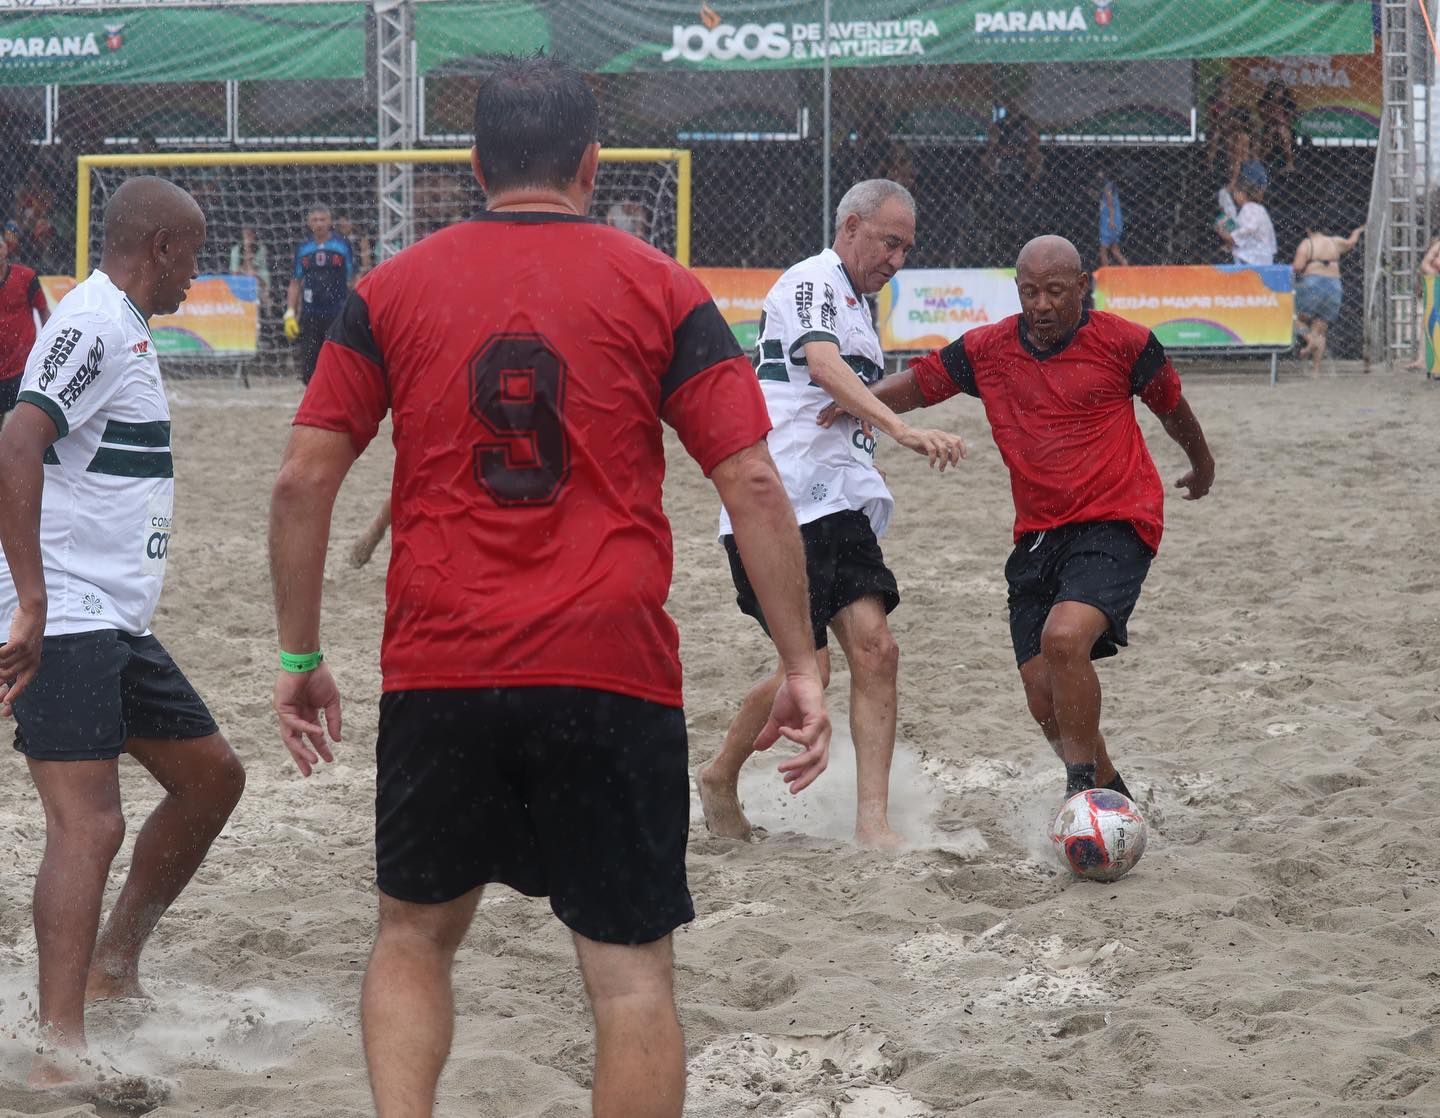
[[0, 0, 1396, 373]]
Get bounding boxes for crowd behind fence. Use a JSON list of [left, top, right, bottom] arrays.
[[0, 56, 1391, 371]]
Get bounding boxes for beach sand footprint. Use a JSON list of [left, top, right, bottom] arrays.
[[687, 1024, 935, 1116]]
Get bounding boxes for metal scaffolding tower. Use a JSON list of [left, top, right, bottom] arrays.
[[374, 0, 415, 261], [1368, 0, 1423, 367]]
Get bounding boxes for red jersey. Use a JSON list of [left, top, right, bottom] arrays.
[[0, 263, 46, 380], [911, 310, 1182, 553], [296, 212, 771, 705]]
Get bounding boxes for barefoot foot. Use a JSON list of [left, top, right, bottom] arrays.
[[86, 963, 151, 1002], [854, 823, 907, 851], [697, 762, 753, 841]]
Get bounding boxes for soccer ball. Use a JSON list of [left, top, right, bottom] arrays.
[[1049, 788, 1147, 882]]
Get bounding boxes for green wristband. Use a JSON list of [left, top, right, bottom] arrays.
[[279, 649, 324, 673]]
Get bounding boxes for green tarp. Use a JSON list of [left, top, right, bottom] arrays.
[[0, 4, 365, 86], [416, 1, 1375, 74]]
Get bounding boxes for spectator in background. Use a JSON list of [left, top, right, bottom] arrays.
[[604, 200, 650, 240], [879, 139, 918, 194], [335, 213, 373, 278], [1216, 174, 1276, 266], [284, 203, 352, 385], [229, 219, 271, 309], [982, 103, 1043, 262], [1257, 80, 1298, 175], [1292, 221, 1363, 376], [0, 232, 49, 428], [1406, 235, 1440, 370], [1097, 167, 1128, 268]]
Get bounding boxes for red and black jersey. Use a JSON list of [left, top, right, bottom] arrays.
[[0, 263, 46, 380], [296, 212, 771, 706], [911, 310, 1183, 553]]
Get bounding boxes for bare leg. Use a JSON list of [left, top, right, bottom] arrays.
[[25, 758, 125, 1087], [1113, 244, 1130, 267], [1038, 601, 1116, 785], [350, 498, 393, 568], [362, 888, 481, 1118], [1308, 319, 1329, 376], [830, 596, 902, 849], [88, 734, 245, 999], [574, 933, 684, 1118], [698, 650, 830, 840], [1018, 653, 1118, 786]]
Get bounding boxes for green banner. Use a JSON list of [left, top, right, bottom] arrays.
[[0, 4, 365, 86], [416, 1, 1375, 74]]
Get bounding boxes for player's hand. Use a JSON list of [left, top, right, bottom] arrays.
[[1175, 455, 1215, 501], [273, 661, 342, 776], [0, 602, 44, 717], [895, 425, 966, 471], [283, 310, 300, 341], [815, 402, 874, 439], [753, 669, 830, 794]]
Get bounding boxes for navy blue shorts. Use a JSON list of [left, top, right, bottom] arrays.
[[723, 509, 899, 650], [13, 629, 218, 761], [1005, 521, 1153, 668], [375, 686, 694, 945]]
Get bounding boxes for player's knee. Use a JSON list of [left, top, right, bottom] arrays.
[[851, 628, 899, 682], [1023, 682, 1055, 727], [376, 892, 476, 956], [210, 744, 246, 814], [54, 805, 126, 860], [1040, 621, 1092, 668]]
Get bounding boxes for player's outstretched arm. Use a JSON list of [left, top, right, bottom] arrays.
[[711, 439, 831, 792], [0, 403, 58, 715], [1159, 396, 1215, 501], [807, 343, 964, 471], [269, 425, 358, 774]]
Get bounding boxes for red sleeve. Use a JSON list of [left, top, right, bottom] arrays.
[[663, 354, 771, 476], [910, 350, 959, 405], [658, 266, 772, 475], [1140, 363, 1182, 415], [1124, 325, 1183, 415], [293, 290, 388, 453]]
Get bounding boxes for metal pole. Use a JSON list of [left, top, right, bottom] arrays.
[[821, 0, 832, 249]]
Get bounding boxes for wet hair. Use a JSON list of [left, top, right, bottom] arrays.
[[836, 178, 915, 228], [473, 54, 598, 193]]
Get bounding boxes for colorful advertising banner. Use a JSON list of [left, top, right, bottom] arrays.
[[38, 275, 76, 312], [877, 268, 1020, 351], [0, 5, 365, 86], [415, 1, 1374, 74], [149, 275, 260, 356], [1424, 275, 1440, 376], [693, 266, 783, 350], [1221, 51, 1380, 142], [1092, 264, 1294, 349]]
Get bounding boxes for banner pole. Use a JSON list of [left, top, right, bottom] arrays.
[[821, 0, 832, 250]]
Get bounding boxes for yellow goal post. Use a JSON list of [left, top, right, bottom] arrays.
[[74, 146, 693, 278]]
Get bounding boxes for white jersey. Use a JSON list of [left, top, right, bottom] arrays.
[[717, 248, 893, 538], [0, 270, 174, 636]]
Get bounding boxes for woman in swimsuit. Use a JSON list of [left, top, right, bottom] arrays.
[[1293, 223, 1363, 376]]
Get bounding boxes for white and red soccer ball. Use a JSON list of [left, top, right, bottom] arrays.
[[1049, 788, 1147, 882]]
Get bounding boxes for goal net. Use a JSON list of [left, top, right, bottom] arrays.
[[74, 148, 690, 375]]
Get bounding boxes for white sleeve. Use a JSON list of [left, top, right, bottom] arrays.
[[19, 311, 126, 439], [769, 265, 840, 367], [1217, 187, 1238, 220]]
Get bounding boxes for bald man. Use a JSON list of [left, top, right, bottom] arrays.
[[0, 176, 245, 1095], [826, 235, 1214, 808]]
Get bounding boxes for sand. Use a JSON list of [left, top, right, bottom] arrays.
[[1, 362, 1438, 1117]]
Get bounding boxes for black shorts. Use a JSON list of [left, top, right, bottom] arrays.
[[12, 629, 219, 761], [1005, 520, 1154, 668], [375, 686, 694, 945], [297, 313, 332, 385], [723, 509, 899, 650], [0, 376, 19, 414]]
